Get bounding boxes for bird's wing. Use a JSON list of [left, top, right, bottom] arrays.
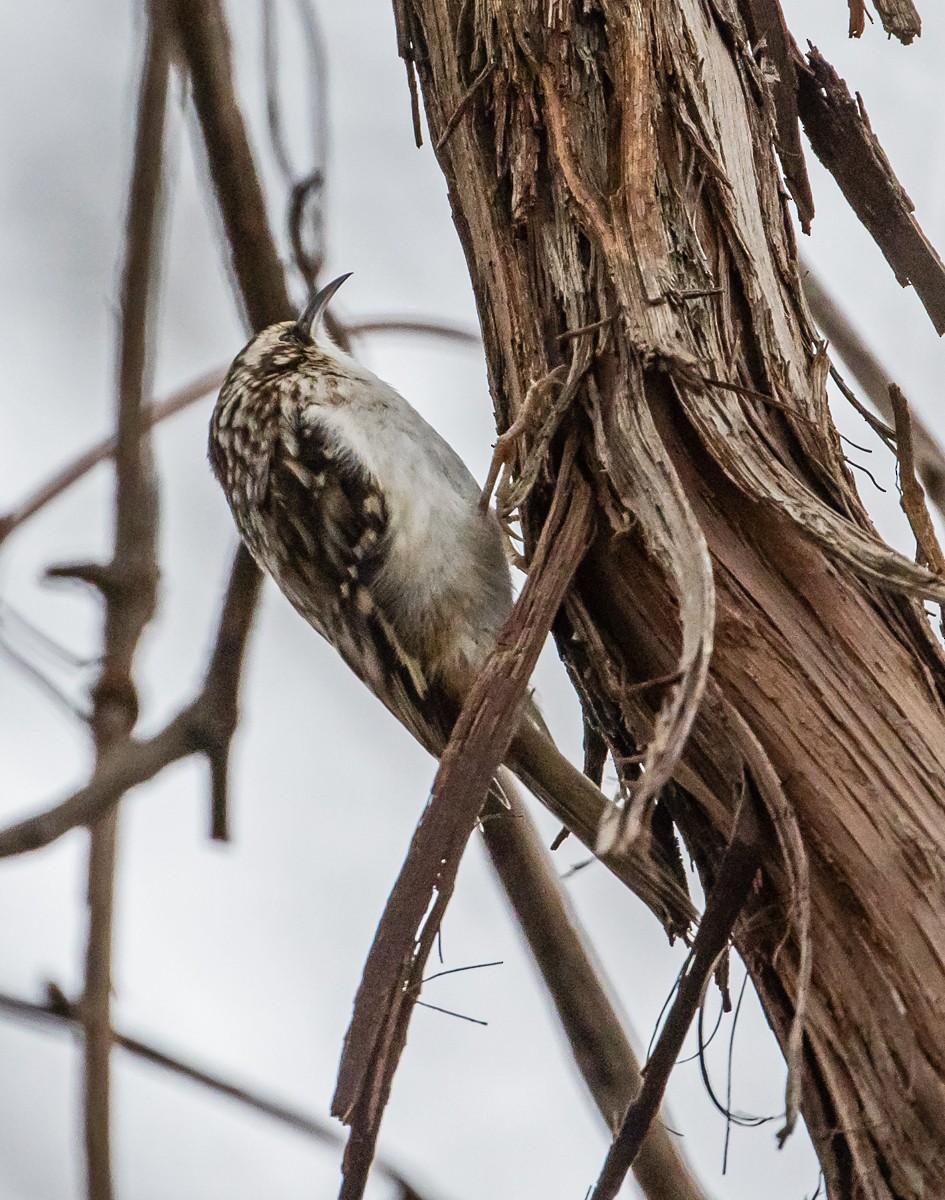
[[265, 413, 454, 755]]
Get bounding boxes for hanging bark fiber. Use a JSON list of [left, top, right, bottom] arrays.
[[391, 2, 945, 1197]]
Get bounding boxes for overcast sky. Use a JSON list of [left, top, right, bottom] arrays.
[[2, 2, 944, 1198]]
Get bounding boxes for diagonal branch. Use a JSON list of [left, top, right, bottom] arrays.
[[173, 0, 293, 329], [0, 988, 439, 1200], [0, 367, 226, 548], [333, 452, 594, 1200], [589, 793, 763, 1200], [796, 46, 945, 336], [480, 782, 710, 1200]]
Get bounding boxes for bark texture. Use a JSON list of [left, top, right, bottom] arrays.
[[393, 2, 945, 1197]]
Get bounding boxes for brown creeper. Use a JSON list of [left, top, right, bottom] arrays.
[[209, 276, 693, 934]]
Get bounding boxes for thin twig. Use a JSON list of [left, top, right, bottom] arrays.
[[0, 638, 89, 723], [802, 264, 945, 521], [346, 318, 480, 346], [435, 63, 493, 151], [0, 988, 438, 1200], [889, 385, 945, 580], [0, 368, 227, 547], [589, 795, 762, 1200], [481, 783, 710, 1200], [828, 366, 895, 444]]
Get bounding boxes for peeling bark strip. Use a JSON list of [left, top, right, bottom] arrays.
[[796, 47, 945, 336], [394, 1, 945, 1195], [332, 462, 593, 1199]]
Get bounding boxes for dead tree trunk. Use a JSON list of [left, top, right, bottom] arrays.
[[394, 2, 945, 1196]]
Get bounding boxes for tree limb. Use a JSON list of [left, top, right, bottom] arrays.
[[590, 794, 762, 1200], [0, 988, 439, 1200]]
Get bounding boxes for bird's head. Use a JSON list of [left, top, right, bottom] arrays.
[[221, 273, 352, 383]]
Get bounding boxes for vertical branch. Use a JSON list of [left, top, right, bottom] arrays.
[[173, 0, 293, 328], [172, 0, 289, 836], [172, 0, 346, 835], [480, 784, 710, 1200], [81, 5, 170, 1197]]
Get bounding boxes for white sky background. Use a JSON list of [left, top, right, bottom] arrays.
[[1, 2, 943, 1198]]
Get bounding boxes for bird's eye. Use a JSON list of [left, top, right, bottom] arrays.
[[281, 324, 312, 347]]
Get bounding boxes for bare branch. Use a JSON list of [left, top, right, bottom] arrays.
[[0, 714, 192, 859], [0, 989, 439, 1200], [80, 3, 171, 1195], [481, 784, 710, 1200], [796, 46, 945, 335], [346, 318, 480, 346], [190, 546, 264, 840], [174, 0, 294, 329]]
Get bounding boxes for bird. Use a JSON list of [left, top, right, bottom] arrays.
[[208, 274, 694, 936]]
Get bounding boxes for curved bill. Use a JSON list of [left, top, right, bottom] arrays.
[[298, 273, 352, 337]]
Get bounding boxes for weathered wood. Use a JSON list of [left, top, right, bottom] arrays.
[[394, 1, 945, 1196]]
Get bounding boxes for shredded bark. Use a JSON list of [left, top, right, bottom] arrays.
[[393, 2, 945, 1195]]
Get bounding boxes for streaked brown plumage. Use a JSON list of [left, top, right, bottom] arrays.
[[209, 275, 694, 936]]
